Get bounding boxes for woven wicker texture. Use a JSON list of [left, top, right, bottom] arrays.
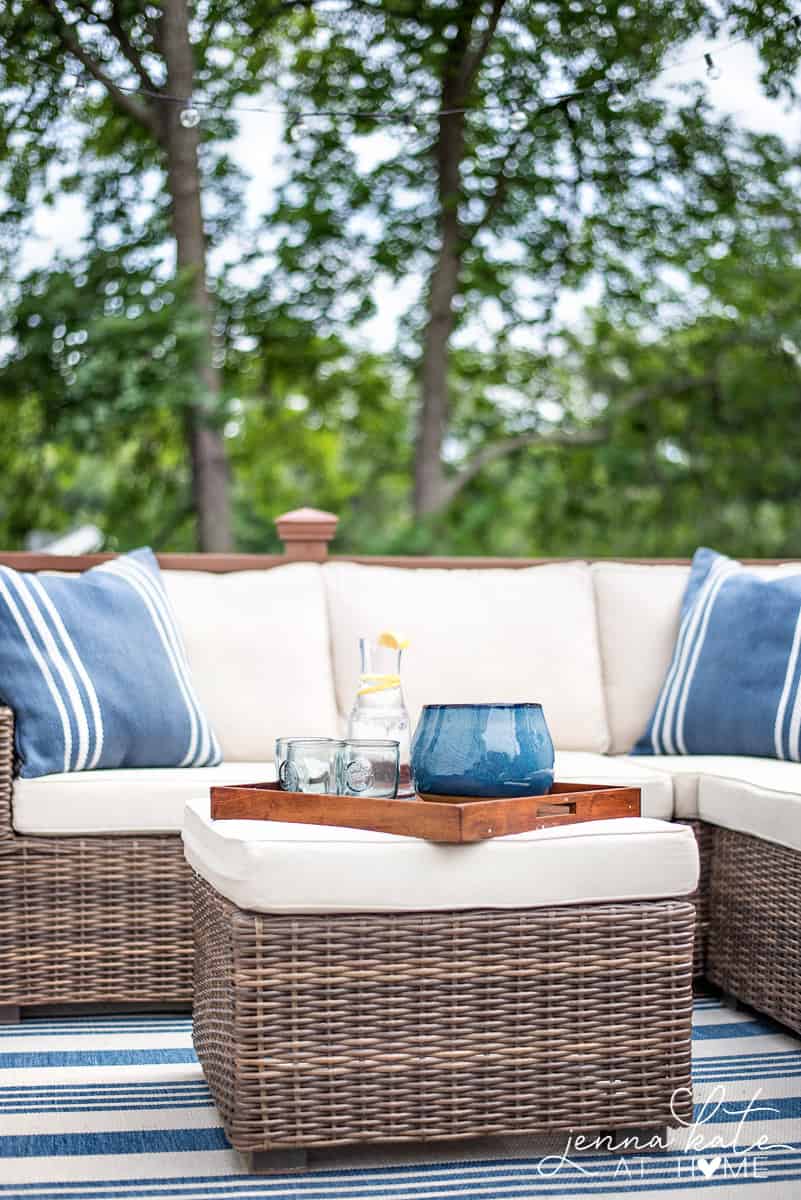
[[0, 706, 13, 850], [0, 706, 194, 1006], [707, 825, 801, 1035], [677, 818, 713, 979], [5, 696, 800, 1043], [192, 873, 695, 1152]]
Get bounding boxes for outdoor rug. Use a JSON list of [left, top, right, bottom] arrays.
[[0, 994, 799, 1199]]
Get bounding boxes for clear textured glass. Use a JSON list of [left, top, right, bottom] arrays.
[[275, 737, 291, 785], [342, 738, 400, 798], [275, 736, 337, 789], [347, 637, 412, 796], [282, 738, 344, 794]]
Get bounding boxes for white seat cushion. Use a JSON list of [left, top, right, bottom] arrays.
[[697, 762, 801, 853], [324, 561, 610, 753], [621, 753, 801, 824], [556, 751, 674, 819], [163, 564, 339, 761], [13, 763, 275, 835], [620, 755, 711, 819], [592, 563, 689, 754], [12, 751, 672, 837], [183, 799, 698, 914]]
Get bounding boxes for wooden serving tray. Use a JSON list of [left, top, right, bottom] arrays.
[[209, 781, 641, 844]]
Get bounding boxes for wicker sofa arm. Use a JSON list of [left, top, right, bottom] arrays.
[[0, 707, 14, 844]]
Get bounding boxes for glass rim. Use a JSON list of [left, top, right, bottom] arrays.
[[420, 702, 543, 710], [344, 738, 400, 749], [285, 737, 346, 748]]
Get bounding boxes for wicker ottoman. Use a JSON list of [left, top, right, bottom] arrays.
[[183, 800, 699, 1172]]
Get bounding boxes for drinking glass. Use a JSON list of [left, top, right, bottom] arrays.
[[341, 738, 400, 798], [276, 736, 336, 788], [283, 738, 344, 794]]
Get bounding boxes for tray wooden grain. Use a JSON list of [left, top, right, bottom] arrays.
[[209, 780, 641, 843]]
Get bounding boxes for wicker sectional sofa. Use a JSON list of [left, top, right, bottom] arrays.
[[0, 513, 799, 1034]]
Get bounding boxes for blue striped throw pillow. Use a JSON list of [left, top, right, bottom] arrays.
[[634, 546, 801, 759], [0, 548, 221, 777]]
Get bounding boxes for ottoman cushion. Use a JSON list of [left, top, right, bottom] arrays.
[[183, 799, 699, 914]]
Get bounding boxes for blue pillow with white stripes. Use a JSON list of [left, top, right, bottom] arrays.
[[634, 546, 801, 759], [0, 548, 221, 778]]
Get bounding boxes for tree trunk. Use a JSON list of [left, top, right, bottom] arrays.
[[161, 0, 233, 551], [415, 103, 466, 518], [413, 1, 507, 519], [415, 1, 490, 521]]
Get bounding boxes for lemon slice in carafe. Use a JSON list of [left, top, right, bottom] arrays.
[[377, 630, 410, 650]]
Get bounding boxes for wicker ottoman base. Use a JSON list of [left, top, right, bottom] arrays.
[[191, 873, 695, 1160]]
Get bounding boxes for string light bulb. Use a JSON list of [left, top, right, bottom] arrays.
[[704, 53, 722, 81], [286, 116, 309, 142], [50, 6, 794, 131], [179, 104, 201, 128]]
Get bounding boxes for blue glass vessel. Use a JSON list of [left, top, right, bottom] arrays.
[[410, 702, 555, 798]]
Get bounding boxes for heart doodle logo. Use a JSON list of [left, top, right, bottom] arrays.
[[696, 1155, 723, 1178]]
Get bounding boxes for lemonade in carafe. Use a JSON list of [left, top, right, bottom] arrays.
[[347, 631, 412, 797]]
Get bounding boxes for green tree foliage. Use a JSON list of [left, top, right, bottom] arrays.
[[0, 0, 290, 549], [2, 2, 801, 556], [269, 0, 801, 521]]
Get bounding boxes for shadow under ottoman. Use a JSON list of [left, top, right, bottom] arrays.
[[191, 874, 695, 1170]]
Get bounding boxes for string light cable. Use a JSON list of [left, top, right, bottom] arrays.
[[30, 8, 801, 130]]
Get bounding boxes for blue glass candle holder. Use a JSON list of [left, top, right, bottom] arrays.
[[410, 702, 555, 798]]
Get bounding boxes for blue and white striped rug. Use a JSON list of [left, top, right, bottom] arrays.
[[0, 995, 799, 1198]]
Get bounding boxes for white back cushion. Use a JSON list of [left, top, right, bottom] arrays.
[[593, 563, 690, 754], [324, 561, 610, 752], [163, 564, 339, 761], [595, 560, 801, 754]]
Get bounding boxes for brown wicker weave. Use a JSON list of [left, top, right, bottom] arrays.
[[707, 825, 801, 1035], [3, 684, 800, 1048], [677, 819, 713, 979], [191, 872, 695, 1154], [0, 706, 193, 1008]]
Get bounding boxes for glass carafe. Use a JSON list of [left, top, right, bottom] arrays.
[[347, 636, 412, 797]]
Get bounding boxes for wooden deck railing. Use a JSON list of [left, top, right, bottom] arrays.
[[0, 506, 795, 570]]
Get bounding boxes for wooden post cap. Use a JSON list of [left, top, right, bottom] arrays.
[[274, 507, 339, 560]]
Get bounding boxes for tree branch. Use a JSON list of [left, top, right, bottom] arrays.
[[72, 0, 158, 91], [438, 425, 607, 507], [35, 0, 161, 139], [437, 372, 717, 509], [107, 0, 158, 91], [465, 94, 580, 245], [465, 137, 517, 244], [459, 0, 507, 92]]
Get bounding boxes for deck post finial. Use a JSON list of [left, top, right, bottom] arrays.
[[274, 507, 339, 561]]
